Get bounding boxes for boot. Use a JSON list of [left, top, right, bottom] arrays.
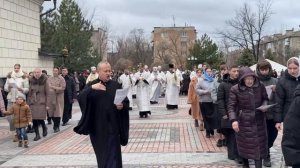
[[24, 140, 29, 148], [53, 126, 60, 133], [199, 122, 204, 131], [243, 158, 250, 168], [216, 139, 223, 147], [42, 124, 48, 137], [13, 134, 18, 142], [18, 140, 23, 147], [33, 127, 41, 141], [263, 150, 271, 167], [255, 159, 262, 168], [194, 120, 199, 127]]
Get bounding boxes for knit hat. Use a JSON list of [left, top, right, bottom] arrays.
[[16, 93, 26, 101]]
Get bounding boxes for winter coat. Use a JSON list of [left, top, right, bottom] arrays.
[[196, 78, 218, 103], [256, 69, 278, 120], [274, 70, 300, 122], [217, 74, 239, 128], [228, 67, 269, 160], [4, 102, 32, 128], [282, 84, 300, 166], [187, 76, 202, 120], [4, 71, 29, 102], [28, 74, 48, 120], [180, 73, 190, 93], [47, 75, 66, 117], [63, 75, 76, 104]]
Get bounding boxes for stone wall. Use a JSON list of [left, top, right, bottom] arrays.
[[0, 0, 53, 77]]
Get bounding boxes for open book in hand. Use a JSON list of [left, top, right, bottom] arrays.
[[256, 104, 277, 111], [114, 87, 130, 104]]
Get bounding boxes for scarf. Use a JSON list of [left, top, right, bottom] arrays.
[[203, 71, 214, 82], [287, 57, 300, 77]]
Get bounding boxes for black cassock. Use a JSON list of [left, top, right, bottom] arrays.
[[74, 79, 129, 168]]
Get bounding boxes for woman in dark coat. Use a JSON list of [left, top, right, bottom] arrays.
[[180, 71, 190, 95], [274, 57, 300, 130], [228, 67, 269, 168], [282, 84, 300, 168]]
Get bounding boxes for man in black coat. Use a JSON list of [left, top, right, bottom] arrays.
[[256, 60, 278, 167], [74, 61, 129, 168], [61, 67, 76, 126], [282, 84, 300, 168], [217, 65, 241, 164]]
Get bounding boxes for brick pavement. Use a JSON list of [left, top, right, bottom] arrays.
[[0, 97, 285, 167]]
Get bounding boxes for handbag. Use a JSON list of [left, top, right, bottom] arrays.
[[221, 118, 232, 128]]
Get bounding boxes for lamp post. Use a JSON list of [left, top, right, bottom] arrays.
[[62, 46, 68, 66], [187, 55, 197, 68]]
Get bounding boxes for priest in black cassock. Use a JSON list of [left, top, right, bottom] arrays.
[[74, 61, 129, 168]]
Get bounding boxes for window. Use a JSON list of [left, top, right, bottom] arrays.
[[181, 31, 187, 37], [181, 41, 187, 47]]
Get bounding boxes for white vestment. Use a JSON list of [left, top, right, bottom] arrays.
[[165, 71, 180, 105], [134, 71, 151, 112], [118, 73, 135, 108], [149, 71, 163, 102], [158, 71, 166, 95]]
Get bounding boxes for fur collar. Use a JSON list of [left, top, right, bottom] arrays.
[[30, 74, 48, 85]]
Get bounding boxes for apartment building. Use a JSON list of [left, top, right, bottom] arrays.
[[152, 26, 197, 68], [260, 29, 300, 64]]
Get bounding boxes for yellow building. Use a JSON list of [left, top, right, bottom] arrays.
[[152, 26, 197, 68]]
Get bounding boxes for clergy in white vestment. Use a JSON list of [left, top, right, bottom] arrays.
[[118, 69, 135, 110], [86, 66, 99, 84], [165, 64, 181, 109], [149, 67, 163, 104], [134, 66, 151, 118], [157, 65, 166, 97], [190, 66, 198, 79]]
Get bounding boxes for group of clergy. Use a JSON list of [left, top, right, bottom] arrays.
[[118, 64, 183, 118]]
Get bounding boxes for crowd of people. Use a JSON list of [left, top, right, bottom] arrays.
[[110, 59, 300, 168], [0, 58, 300, 168], [0, 64, 77, 147]]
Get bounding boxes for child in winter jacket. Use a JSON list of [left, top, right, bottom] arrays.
[[3, 93, 32, 148]]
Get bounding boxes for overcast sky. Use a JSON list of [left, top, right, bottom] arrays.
[[43, 0, 300, 43]]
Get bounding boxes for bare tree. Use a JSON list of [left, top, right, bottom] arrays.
[[218, 0, 272, 61]]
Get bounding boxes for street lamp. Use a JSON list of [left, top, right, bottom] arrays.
[[62, 46, 68, 65], [187, 55, 198, 68]]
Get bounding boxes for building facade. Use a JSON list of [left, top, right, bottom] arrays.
[[152, 26, 196, 68], [260, 29, 300, 64], [0, 0, 53, 78], [90, 27, 108, 62]]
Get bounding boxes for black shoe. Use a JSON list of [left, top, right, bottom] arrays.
[[235, 157, 243, 165], [216, 139, 223, 147], [47, 121, 52, 125], [54, 127, 60, 133], [62, 123, 67, 126], [243, 159, 250, 168], [263, 157, 271, 167], [150, 101, 155, 104], [222, 139, 227, 146], [33, 135, 41, 141], [128, 107, 133, 110], [205, 133, 211, 138], [42, 126, 48, 137]]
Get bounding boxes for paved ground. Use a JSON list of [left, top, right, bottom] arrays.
[[0, 97, 285, 168]]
